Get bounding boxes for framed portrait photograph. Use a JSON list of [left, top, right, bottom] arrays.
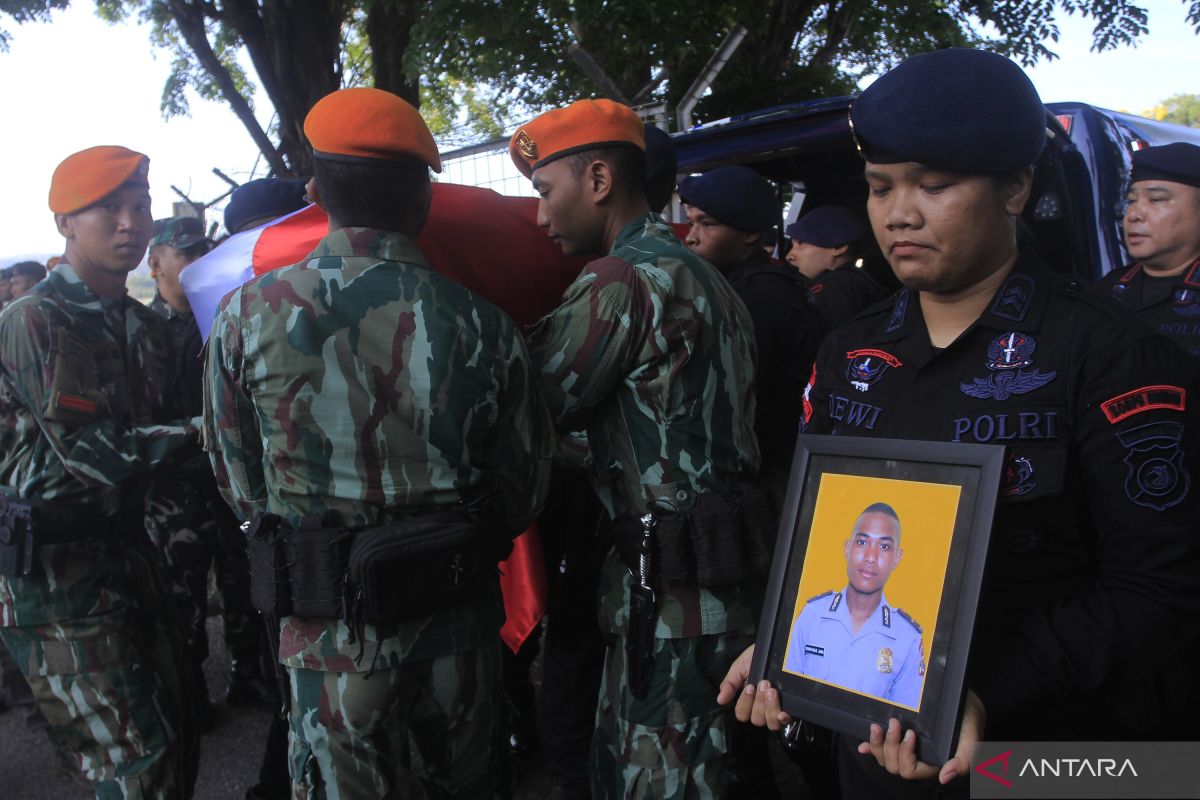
[[748, 434, 1005, 765]]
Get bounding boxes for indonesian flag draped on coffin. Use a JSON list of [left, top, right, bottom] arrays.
[[181, 182, 586, 653]]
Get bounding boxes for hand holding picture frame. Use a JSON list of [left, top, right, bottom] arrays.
[[748, 434, 1004, 765]]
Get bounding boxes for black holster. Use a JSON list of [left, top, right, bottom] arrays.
[[0, 495, 119, 578], [246, 512, 293, 617], [0, 495, 35, 578], [610, 483, 776, 589]]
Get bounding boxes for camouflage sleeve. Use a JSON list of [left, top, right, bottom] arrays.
[[0, 301, 197, 490], [529, 256, 640, 433], [201, 289, 267, 521], [486, 326, 556, 537]]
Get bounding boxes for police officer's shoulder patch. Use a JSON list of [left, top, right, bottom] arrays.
[[895, 607, 922, 633], [807, 590, 836, 605]]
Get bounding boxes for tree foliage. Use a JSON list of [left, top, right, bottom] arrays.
[[1143, 93, 1200, 128], [3, 0, 1199, 175]]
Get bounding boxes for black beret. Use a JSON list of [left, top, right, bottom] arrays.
[[851, 48, 1046, 173], [643, 124, 677, 182], [678, 166, 779, 231], [1130, 143, 1200, 189], [224, 177, 309, 234], [786, 206, 865, 247]]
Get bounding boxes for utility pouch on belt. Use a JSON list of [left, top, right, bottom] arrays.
[[0, 495, 36, 578], [287, 513, 354, 620], [347, 510, 491, 624], [610, 483, 776, 589], [245, 513, 292, 617]]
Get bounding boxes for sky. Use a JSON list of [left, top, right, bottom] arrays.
[[1, 1, 1198, 261]]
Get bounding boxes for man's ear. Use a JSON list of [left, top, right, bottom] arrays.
[[305, 177, 323, 209], [55, 213, 73, 239], [588, 159, 615, 205]]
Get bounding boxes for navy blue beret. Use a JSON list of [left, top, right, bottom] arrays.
[[224, 177, 309, 234], [786, 206, 865, 247], [678, 166, 779, 231], [851, 48, 1045, 173], [643, 124, 677, 182], [1131, 143, 1200, 189]]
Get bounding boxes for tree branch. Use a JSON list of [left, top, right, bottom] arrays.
[[166, 0, 288, 175]]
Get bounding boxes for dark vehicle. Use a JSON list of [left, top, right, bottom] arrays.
[[671, 97, 1200, 283]]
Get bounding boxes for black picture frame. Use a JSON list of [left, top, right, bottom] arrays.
[[748, 434, 1004, 765]]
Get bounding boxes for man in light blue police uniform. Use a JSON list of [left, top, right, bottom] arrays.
[[783, 502, 924, 708]]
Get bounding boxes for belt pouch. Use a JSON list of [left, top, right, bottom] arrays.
[[287, 526, 353, 619], [348, 512, 492, 624], [689, 493, 747, 587], [654, 514, 693, 584]]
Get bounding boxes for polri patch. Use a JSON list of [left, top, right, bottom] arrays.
[[845, 349, 902, 393], [1118, 420, 1190, 511], [1101, 385, 1186, 424]]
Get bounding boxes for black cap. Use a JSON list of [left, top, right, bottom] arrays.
[[785, 206, 865, 248], [851, 48, 1046, 173], [643, 124, 677, 183], [224, 177, 309, 234], [678, 166, 779, 232], [1130, 143, 1200, 189]]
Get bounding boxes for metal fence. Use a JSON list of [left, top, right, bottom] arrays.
[[438, 137, 536, 197]]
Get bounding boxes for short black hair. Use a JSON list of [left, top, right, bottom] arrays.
[[565, 146, 647, 200], [859, 502, 902, 542], [312, 155, 431, 231], [10, 261, 46, 281]]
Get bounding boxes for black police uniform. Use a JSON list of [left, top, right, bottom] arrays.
[[805, 252, 1200, 794], [807, 266, 891, 330], [1095, 259, 1200, 358], [726, 250, 827, 491]]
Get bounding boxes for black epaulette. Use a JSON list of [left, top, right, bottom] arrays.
[[807, 590, 835, 604], [895, 607, 921, 633]]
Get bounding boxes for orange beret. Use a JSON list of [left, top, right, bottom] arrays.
[[48, 146, 149, 215], [509, 99, 644, 179], [304, 87, 441, 172]]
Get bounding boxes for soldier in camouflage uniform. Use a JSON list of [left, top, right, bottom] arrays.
[[0, 145, 199, 797], [510, 100, 762, 800], [146, 217, 275, 721], [203, 88, 556, 799]]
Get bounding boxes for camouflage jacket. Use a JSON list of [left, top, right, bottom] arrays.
[[149, 293, 204, 417], [203, 227, 556, 670], [0, 263, 198, 626], [529, 214, 761, 638]]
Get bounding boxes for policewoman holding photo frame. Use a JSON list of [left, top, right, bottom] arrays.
[[718, 47, 1200, 798]]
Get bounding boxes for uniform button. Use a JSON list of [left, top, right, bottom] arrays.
[[1063, 280, 1083, 293], [675, 489, 688, 501]]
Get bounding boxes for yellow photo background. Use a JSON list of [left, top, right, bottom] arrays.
[[788, 472, 962, 680]]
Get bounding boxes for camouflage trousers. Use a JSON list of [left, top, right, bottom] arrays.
[[0, 590, 199, 798], [590, 629, 756, 800], [287, 642, 507, 799], [145, 481, 262, 669]]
